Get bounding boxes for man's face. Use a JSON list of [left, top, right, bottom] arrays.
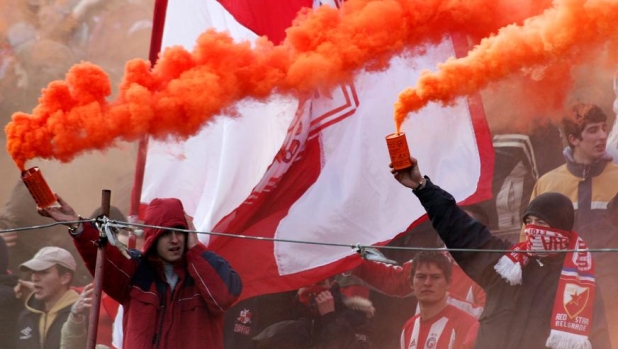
[[30, 265, 69, 302], [569, 121, 608, 164], [523, 215, 550, 227], [411, 262, 450, 305], [156, 230, 186, 263]]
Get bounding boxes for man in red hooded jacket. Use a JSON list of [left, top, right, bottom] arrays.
[[38, 195, 243, 349]]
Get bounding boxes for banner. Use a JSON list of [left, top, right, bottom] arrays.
[[135, 0, 493, 300]]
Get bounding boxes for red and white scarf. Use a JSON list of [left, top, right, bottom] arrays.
[[494, 225, 595, 349]]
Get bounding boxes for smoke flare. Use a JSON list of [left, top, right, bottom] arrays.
[[394, 0, 618, 132], [5, 0, 554, 170]]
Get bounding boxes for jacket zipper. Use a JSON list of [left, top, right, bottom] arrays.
[[153, 281, 168, 348], [41, 313, 47, 348], [153, 303, 166, 348], [310, 318, 316, 349], [582, 164, 590, 179]]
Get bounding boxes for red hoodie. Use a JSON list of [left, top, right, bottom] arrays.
[[73, 198, 242, 349]]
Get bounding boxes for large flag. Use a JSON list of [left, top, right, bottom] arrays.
[[135, 0, 494, 300]]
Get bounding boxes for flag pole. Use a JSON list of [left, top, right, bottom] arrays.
[[87, 189, 111, 349]]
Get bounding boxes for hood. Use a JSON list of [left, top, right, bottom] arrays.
[[25, 288, 79, 314], [342, 296, 375, 319], [141, 198, 188, 254], [25, 288, 79, 342], [563, 147, 611, 179]]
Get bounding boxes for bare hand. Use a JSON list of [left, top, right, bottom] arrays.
[[314, 290, 335, 316], [391, 156, 424, 189], [2, 232, 18, 248], [37, 194, 79, 227], [185, 214, 199, 249], [14, 279, 34, 300], [72, 283, 94, 316]]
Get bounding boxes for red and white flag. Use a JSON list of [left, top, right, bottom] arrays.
[[135, 0, 494, 300]]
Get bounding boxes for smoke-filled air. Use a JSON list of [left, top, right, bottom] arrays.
[[9, 0, 617, 169], [394, 0, 618, 133]]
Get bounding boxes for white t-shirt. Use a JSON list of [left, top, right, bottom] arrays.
[[112, 305, 123, 349]]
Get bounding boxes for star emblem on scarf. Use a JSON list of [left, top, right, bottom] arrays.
[[564, 285, 590, 319], [568, 290, 584, 306]]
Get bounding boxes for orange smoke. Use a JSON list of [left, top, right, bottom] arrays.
[[6, 0, 553, 170], [394, 0, 618, 132]]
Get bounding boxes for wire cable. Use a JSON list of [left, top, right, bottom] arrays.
[[2, 218, 617, 254]]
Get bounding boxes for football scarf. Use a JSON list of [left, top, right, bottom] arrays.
[[494, 225, 595, 349]]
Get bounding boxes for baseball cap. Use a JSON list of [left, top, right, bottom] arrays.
[[20, 246, 76, 272]]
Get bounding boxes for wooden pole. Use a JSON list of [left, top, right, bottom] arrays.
[[87, 189, 111, 349]]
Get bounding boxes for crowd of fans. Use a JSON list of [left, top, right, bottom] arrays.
[[0, 0, 152, 114], [0, 102, 616, 349], [2, 1, 618, 349]]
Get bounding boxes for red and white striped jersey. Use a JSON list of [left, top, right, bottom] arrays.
[[400, 304, 478, 349]]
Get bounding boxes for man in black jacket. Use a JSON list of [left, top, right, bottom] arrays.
[[252, 278, 374, 349], [15, 247, 79, 349], [390, 156, 611, 349]]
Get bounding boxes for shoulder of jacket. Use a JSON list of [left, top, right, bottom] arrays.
[[535, 166, 574, 185], [541, 164, 570, 176], [602, 162, 618, 172]]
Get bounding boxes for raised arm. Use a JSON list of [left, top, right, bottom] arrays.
[[38, 194, 139, 302], [390, 158, 510, 287]]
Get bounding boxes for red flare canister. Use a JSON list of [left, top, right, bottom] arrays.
[[21, 167, 58, 208], [385, 132, 412, 170]]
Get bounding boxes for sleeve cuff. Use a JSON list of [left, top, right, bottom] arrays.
[[412, 176, 431, 194]]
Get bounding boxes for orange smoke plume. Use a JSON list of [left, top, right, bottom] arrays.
[[6, 0, 552, 170], [394, 0, 618, 133]]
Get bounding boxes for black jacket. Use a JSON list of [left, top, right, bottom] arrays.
[[252, 285, 373, 349], [0, 274, 20, 349], [415, 177, 611, 349], [16, 299, 72, 349], [224, 291, 299, 349]]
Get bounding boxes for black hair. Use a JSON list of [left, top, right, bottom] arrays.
[[149, 227, 189, 257], [409, 251, 452, 283]]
